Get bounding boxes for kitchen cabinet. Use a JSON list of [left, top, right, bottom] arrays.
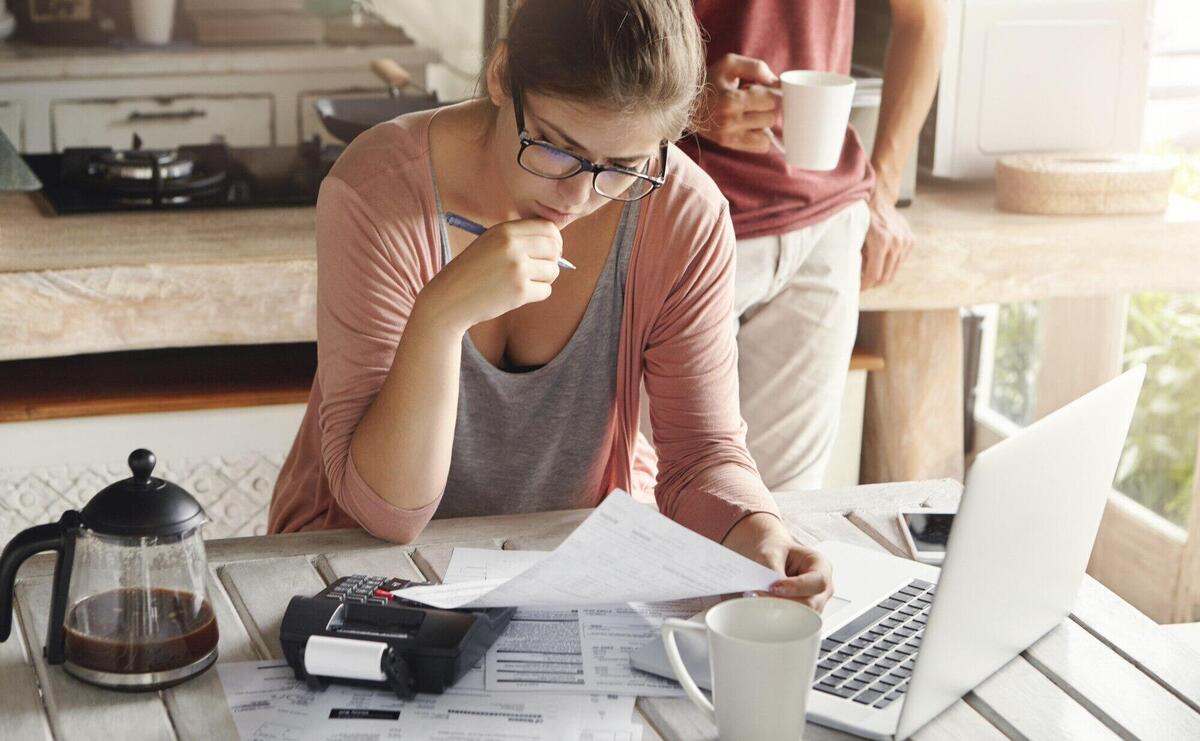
[[0, 41, 439, 152], [52, 94, 274, 149]]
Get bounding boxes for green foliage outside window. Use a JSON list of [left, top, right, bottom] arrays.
[[1117, 146, 1200, 527], [989, 303, 1040, 427], [988, 148, 1199, 526]]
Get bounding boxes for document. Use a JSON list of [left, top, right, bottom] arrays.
[[443, 548, 713, 697], [217, 660, 641, 741], [393, 490, 779, 609]]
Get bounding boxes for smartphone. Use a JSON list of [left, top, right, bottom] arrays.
[[898, 510, 957, 565]]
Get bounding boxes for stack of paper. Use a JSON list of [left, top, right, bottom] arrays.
[[217, 490, 781, 739], [392, 489, 780, 609]]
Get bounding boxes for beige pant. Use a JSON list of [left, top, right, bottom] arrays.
[[734, 200, 871, 492]]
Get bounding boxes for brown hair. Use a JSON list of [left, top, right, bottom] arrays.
[[495, 0, 706, 140]]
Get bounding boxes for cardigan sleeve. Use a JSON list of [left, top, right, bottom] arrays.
[[313, 175, 442, 542], [641, 201, 782, 542]]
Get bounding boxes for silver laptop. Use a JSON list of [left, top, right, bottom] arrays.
[[632, 365, 1145, 740]]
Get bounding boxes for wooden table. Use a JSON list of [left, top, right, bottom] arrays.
[[4, 480, 1199, 740]]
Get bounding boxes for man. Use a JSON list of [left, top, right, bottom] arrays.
[[682, 0, 946, 491]]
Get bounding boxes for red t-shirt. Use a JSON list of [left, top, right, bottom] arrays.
[[680, 0, 875, 239]]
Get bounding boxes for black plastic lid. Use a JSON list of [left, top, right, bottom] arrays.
[[80, 449, 207, 537]]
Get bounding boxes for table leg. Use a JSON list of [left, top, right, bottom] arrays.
[[858, 309, 964, 484]]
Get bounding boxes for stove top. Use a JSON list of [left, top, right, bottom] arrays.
[[24, 139, 342, 215]]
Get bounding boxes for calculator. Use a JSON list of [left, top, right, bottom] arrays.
[[315, 574, 430, 606], [280, 574, 515, 698]]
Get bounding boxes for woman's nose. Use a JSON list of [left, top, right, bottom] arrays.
[[557, 171, 594, 208]]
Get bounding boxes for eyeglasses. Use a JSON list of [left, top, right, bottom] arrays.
[[512, 85, 668, 202]]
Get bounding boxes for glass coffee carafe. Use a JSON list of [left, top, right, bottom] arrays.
[[0, 449, 219, 690]]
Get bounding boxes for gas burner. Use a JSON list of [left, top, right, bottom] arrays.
[[22, 136, 342, 215], [66, 141, 230, 205], [88, 148, 196, 182]]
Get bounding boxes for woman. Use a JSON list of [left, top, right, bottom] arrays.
[[269, 0, 832, 610]]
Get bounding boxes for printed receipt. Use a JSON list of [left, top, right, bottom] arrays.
[[392, 490, 780, 608]]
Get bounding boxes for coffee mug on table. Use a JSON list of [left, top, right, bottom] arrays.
[[765, 70, 857, 171], [662, 596, 822, 741]]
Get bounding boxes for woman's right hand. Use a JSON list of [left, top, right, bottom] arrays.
[[418, 218, 564, 332]]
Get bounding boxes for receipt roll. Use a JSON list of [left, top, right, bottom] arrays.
[[303, 635, 388, 681]]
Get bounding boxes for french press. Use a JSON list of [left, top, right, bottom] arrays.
[[0, 449, 219, 690]]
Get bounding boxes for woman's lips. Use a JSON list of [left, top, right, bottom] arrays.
[[535, 202, 578, 227]]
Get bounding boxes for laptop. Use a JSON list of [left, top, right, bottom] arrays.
[[631, 365, 1145, 740]]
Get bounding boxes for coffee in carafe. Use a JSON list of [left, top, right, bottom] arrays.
[[0, 450, 218, 690], [64, 587, 218, 675]]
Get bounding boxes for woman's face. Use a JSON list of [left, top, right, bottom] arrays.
[[489, 90, 666, 230]]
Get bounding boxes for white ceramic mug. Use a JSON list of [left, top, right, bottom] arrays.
[[662, 596, 822, 741], [765, 70, 856, 171], [130, 0, 176, 46]]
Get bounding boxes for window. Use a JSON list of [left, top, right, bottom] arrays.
[[975, 2, 1200, 528]]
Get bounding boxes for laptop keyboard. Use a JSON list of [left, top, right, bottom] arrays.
[[813, 578, 936, 710]]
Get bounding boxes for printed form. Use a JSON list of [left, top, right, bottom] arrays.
[[393, 490, 780, 609], [441, 547, 717, 696], [217, 660, 640, 741]]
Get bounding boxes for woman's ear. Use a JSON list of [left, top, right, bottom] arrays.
[[484, 42, 509, 107]]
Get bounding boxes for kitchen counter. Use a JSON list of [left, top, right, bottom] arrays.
[[3, 177, 1199, 485], [4, 177, 1198, 323]]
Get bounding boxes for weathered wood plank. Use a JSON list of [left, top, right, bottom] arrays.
[[1023, 618, 1200, 739], [1071, 576, 1200, 713], [773, 480, 962, 517], [789, 512, 887, 550], [0, 609, 53, 741], [908, 699, 1009, 741], [847, 509, 911, 557], [315, 546, 425, 585], [162, 569, 258, 741], [219, 556, 326, 660], [964, 652, 1119, 740], [635, 696, 860, 741], [15, 579, 177, 741], [502, 523, 579, 552]]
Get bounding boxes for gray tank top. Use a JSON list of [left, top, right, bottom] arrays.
[[432, 194, 638, 518]]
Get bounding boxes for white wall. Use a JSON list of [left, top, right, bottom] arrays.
[[368, 1, 487, 101]]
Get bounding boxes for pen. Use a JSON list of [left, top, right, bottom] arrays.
[[445, 212, 576, 270]]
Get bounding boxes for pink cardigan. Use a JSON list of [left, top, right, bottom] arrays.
[[268, 106, 780, 544]]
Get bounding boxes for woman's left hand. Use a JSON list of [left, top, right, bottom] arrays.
[[723, 512, 834, 612]]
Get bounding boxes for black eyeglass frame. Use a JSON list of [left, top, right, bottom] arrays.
[[511, 84, 669, 202]]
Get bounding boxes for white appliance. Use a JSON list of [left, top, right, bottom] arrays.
[[633, 365, 1145, 739], [925, 0, 1153, 178]]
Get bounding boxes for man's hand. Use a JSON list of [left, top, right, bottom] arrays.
[[861, 186, 915, 290], [723, 513, 834, 612], [694, 54, 779, 153]]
